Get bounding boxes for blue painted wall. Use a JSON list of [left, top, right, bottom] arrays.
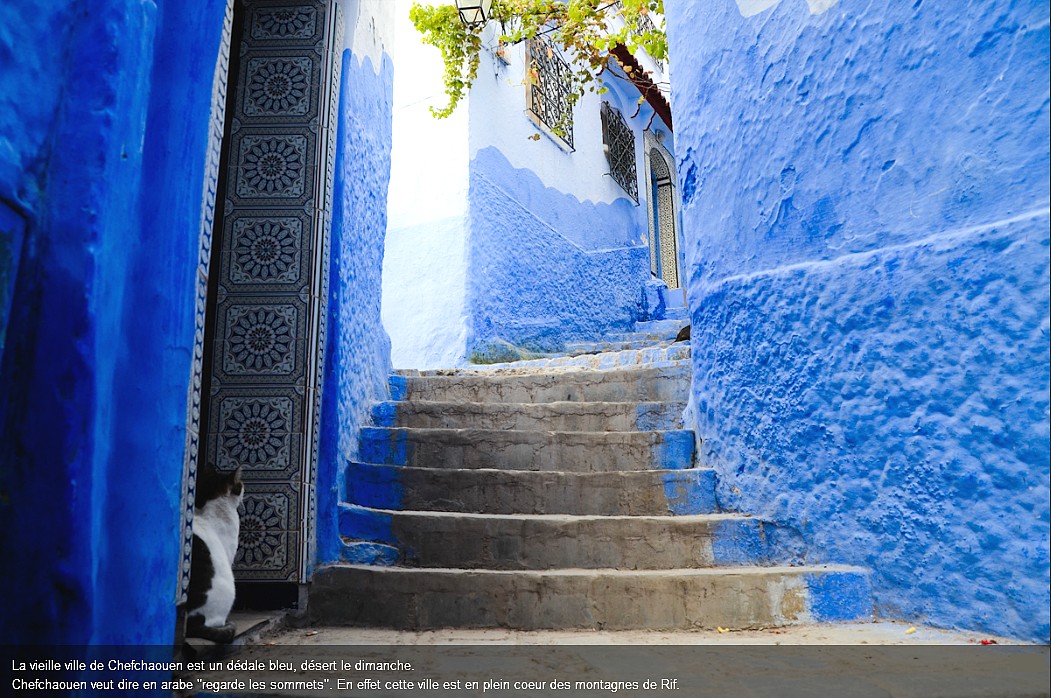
[[0, 0, 233, 646], [466, 147, 651, 357], [667, 0, 1050, 641], [316, 50, 395, 566]]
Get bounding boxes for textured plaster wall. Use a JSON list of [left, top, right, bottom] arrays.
[[463, 35, 672, 357], [667, 0, 1050, 641], [466, 147, 651, 356], [316, 45, 395, 566], [0, 0, 229, 645]]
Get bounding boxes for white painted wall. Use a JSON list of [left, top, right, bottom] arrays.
[[382, 0, 471, 369], [468, 25, 622, 205], [339, 0, 395, 67], [467, 19, 670, 251]]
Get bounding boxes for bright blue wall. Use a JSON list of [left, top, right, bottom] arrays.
[[667, 0, 1050, 641], [466, 147, 651, 357], [317, 50, 395, 566], [0, 0, 228, 646]]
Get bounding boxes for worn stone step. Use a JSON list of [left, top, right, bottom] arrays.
[[634, 318, 690, 336], [358, 427, 695, 472], [338, 507, 799, 570], [605, 330, 684, 343], [565, 338, 668, 353], [391, 365, 691, 403], [371, 400, 686, 432], [660, 305, 689, 321], [435, 344, 689, 372], [309, 564, 873, 631], [345, 463, 716, 515]]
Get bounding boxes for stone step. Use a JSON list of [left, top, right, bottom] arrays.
[[346, 463, 718, 515], [565, 338, 668, 353], [444, 344, 689, 371], [339, 507, 799, 570], [391, 364, 691, 403], [634, 318, 689, 336], [605, 330, 684, 343], [309, 564, 873, 631], [371, 400, 686, 432], [660, 305, 689, 321], [358, 427, 695, 472]]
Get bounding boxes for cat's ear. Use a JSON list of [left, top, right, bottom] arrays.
[[230, 467, 244, 496]]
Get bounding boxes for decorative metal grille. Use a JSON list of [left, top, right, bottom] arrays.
[[656, 180, 678, 288], [601, 102, 638, 202], [527, 37, 574, 148]]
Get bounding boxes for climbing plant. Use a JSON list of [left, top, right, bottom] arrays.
[[409, 0, 667, 119]]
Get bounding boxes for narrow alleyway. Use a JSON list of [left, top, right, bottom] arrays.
[[181, 316, 1047, 697]]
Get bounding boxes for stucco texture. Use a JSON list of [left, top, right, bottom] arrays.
[[466, 147, 651, 357], [317, 50, 395, 566], [668, 0, 1050, 641]]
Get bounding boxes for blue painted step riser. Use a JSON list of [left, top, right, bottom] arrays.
[[371, 401, 686, 432], [345, 462, 719, 516], [357, 427, 696, 471], [337, 505, 809, 569], [805, 571, 873, 622]]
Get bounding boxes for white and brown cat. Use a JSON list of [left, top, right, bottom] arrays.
[[185, 463, 243, 643]]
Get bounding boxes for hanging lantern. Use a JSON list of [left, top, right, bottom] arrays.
[[454, 0, 492, 28]]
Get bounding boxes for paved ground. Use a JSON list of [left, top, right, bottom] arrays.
[[259, 620, 1023, 646], [179, 617, 1049, 697]]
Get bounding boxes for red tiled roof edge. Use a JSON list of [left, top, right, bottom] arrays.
[[610, 44, 673, 131]]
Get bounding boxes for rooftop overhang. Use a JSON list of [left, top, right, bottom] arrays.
[[610, 44, 672, 132]]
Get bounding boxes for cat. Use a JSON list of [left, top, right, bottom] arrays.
[[674, 324, 691, 343], [185, 463, 243, 644]]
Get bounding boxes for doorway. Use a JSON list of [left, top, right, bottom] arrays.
[[177, 0, 345, 622], [646, 144, 681, 290]]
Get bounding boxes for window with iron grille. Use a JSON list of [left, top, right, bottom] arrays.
[[601, 102, 638, 202], [527, 37, 574, 148]]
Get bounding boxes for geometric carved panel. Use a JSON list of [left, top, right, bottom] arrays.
[[200, 0, 339, 583], [235, 483, 299, 581], [234, 134, 309, 198], [245, 56, 314, 117], [217, 395, 294, 469], [220, 302, 300, 376], [210, 386, 304, 480], [250, 6, 318, 41], [228, 215, 304, 285]]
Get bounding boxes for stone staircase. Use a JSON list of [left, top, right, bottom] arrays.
[[565, 317, 689, 355], [310, 345, 873, 630]]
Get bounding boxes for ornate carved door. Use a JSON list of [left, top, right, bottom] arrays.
[[647, 146, 681, 289], [182, 0, 343, 597]]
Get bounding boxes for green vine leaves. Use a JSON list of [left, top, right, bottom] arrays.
[[409, 0, 667, 119]]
